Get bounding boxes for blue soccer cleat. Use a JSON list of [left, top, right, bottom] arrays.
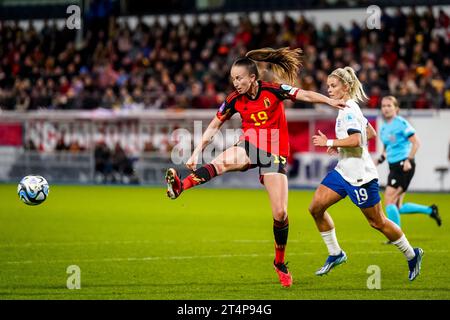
[[315, 251, 347, 276], [408, 248, 424, 281]]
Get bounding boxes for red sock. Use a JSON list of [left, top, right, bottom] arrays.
[[183, 164, 217, 190], [182, 174, 200, 190], [275, 244, 286, 264]]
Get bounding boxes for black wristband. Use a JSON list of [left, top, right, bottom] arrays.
[[378, 155, 386, 164]]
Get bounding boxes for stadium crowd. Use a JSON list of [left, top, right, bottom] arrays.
[[0, 7, 449, 111]]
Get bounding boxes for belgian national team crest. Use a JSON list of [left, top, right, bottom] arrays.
[[264, 97, 271, 108]]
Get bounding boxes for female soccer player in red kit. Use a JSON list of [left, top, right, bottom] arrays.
[[165, 47, 345, 287]]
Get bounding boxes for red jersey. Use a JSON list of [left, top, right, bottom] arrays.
[[216, 81, 300, 157]]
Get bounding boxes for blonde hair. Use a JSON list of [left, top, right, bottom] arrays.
[[329, 67, 368, 103], [382, 95, 399, 106], [245, 47, 302, 86]]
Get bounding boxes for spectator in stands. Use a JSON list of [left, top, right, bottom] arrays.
[[111, 142, 137, 184], [55, 135, 69, 151], [94, 141, 112, 183], [0, 8, 449, 111]]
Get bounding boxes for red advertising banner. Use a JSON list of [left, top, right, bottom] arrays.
[[289, 118, 377, 153], [19, 117, 377, 154], [0, 123, 22, 146]]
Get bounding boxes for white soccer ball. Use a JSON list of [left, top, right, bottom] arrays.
[[17, 175, 50, 206]]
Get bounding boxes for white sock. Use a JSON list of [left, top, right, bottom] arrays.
[[392, 234, 415, 261], [320, 228, 342, 256]]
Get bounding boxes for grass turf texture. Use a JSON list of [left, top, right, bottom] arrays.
[[0, 184, 449, 299]]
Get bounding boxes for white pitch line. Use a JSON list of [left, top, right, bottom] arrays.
[[3, 253, 267, 265], [3, 250, 449, 265], [0, 239, 178, 248], [0, 238, 389, 248], [233, 239, 379, 244]]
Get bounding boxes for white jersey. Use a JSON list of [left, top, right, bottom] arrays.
[[334, 99, 379, 186]]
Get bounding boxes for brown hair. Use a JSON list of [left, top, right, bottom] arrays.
[[382, 95, 400, 114], [232, 47, 302, 86], [232, 57, 260, 79]]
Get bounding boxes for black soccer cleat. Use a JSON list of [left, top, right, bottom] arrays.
[[430, 204, 442, 227]]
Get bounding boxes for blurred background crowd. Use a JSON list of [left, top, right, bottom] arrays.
[[1, 5, 449, 112]]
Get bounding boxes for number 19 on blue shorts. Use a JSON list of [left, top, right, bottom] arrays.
[[321, 170, 380, 208]]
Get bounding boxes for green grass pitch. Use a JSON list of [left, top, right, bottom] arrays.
[[0, 184, 449, 299]]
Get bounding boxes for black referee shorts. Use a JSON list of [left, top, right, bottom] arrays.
[[387, 159, 416, 191]]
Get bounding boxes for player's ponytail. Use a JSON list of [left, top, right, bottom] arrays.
[[245, 47, 302, 86], [330, 67, 368, 103], [344, 67, 368, 103]]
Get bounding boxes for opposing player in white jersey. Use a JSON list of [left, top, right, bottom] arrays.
[[309, 67, 423, 281]]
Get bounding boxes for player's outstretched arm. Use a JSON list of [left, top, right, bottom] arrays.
[[295, 90, 346, 110], [312, 130, 361, 149], [186, 116, 224, 171]]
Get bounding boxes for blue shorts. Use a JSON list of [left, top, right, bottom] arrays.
[[321, 170, 380, 208]]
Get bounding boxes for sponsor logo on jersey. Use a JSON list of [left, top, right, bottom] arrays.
[[345, 113, 355, 121], [218, 102, 225, 113], [264, 97, 271, 108]]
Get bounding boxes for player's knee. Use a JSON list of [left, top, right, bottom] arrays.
[[308, 202, 324, 219], [384, 196, 397, 206], [211, 162, 227, 174], [273, 207, 287, 221], [384, 190, 400, 205], [368, 217, 386, 230], [217, 161, 245, 173]]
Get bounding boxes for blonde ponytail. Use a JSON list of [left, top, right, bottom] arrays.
[[330, 67, 368, 103], [245, 47, 302, 86]]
